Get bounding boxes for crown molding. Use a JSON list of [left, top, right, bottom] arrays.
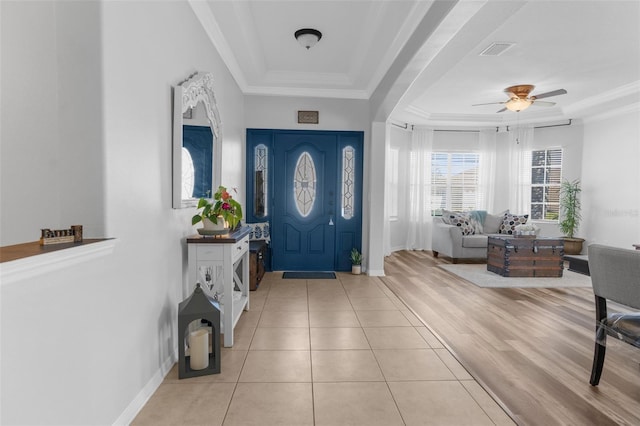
[[244, 85, 370, 100], [188, 0, 249, 91]]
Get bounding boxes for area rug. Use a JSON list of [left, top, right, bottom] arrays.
[[282, 271, 336, 279], [438, 264, 592, 288]]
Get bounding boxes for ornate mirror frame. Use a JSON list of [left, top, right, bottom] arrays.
[[172, 71, 223, 208]]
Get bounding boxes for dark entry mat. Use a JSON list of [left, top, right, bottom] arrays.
[[282, 271, 336, 279]]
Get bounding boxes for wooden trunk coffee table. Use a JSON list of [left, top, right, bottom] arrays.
[[487, 236, 564, 277]]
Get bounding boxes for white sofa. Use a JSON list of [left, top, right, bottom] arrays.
[[432, 210, 527, 263]]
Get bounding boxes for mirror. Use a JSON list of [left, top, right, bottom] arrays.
[[173, 72, 222, 208]]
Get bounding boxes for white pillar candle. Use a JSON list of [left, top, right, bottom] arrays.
[[189, 328, 209, 370]]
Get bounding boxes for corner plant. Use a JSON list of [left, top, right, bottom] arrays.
[[192, 185, 243, 229], [349, 248, 362, 265], [559, 179, 582, 238]]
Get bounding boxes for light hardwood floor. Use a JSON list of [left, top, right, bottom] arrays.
[[382, 250, 640, 426]]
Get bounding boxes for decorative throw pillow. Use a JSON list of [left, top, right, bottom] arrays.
[[484, 210, 508, 234], [499, 213, 529, 234], [468, 210, 486, 234], [248, 222, 270, 244], [442, 211, 475, 235]]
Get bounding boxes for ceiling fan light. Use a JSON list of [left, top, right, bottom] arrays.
[[295, 28, 322, 50], [505, 98, 532, 112]]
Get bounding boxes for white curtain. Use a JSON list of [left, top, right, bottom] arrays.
[[508, 124, 534, 214], [405, 128, 434, 250], [478, 129, 496, 211]]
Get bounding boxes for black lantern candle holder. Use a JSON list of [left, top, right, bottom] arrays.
[[178, 283, 221, 378]]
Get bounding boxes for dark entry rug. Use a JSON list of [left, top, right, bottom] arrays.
[[282, 271, 336, 279]]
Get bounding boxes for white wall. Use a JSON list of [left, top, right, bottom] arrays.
[[581, 109, 640, 249], [1, 1, 245, 424], [0, 1, 105, 245], [245, 95, 369, 132]]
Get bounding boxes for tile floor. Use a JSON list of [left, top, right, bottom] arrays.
[[132, 272, 515, 425]]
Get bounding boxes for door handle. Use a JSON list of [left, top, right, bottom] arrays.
[[329, 215, 334, 226]]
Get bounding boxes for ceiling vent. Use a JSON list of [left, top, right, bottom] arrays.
[[479, 42, 515, 56]]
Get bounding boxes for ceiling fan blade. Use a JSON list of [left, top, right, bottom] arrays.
[[532, 89, 567, 100], [532, 100, 556, 107], [472, 101, 505, 106], [496, 107, 507, 113]]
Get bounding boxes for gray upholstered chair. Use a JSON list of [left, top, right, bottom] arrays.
[[588, 244, 640, 386]]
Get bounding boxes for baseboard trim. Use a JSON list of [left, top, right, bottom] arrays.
[[112, 353, 176, 425]]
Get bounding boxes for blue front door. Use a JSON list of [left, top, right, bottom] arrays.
[[272, 132, 337, 271], [246, 129, 363, 272]]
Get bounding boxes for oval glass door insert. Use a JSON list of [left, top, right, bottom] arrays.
[[294, 151, 316, 217]]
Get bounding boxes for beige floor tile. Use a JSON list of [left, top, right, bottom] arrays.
[[224, 382, 314, 426], [221, 326, 255, 350], [364, 327, 430, 349], [307, 292, 350, 302], [163, 351, 247, 383], [349, 297, 398, 310], [308, 298, 354, 311], [388, 381, 495, 426], [312, 349, 384, 382], [355, 310, 412, 327], [374, 349, 457, 381], [313, 382, 404, 426], [344, 285, 388, 298], [250, 327, 310, 350], [400, 309, 425, 326], [131, 382, 235, 426], [306, 278, 343, 288], [234, 309, 261, 329], [263, 296, 308, 311], [258, 310, 309, 327], [247, 294, 266, 311], [310, 327, 370, 350], [267, 283, 307, 298], [434, 348, 473, 380], [239, 350, 311, 382], [415, 326, 445, 348], [309, 310, 361, 327], [461, 380, 517, 425]]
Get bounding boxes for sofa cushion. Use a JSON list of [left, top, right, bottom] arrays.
[[462, 234, 488, 248], [499, 213, 529, 234], [484, 210, 508, 234], [442, 210, 475, 235]]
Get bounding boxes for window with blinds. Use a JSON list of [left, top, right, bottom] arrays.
[[431, 152, 480, 215], [530, 148, 563, 221]]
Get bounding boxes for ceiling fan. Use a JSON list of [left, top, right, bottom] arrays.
[[473, 84, 567, 113]]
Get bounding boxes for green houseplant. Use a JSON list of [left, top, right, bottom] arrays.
[[559, 179, 584, 254], [350, 248, 362, 275], [192, 185, 243, 231]]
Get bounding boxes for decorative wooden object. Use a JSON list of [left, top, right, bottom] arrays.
[[297, 110, 319, 124], [40, 225, 83, 246], [487, 236, 564, 277], [249, 240, 266, 291]]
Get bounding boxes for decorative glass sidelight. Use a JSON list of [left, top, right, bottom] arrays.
[[341, 146, 355, 219], [254, 144, 268, 217], [294, 152, 316, 217]]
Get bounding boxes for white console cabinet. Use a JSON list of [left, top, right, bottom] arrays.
[[187, 227, 250, 347]]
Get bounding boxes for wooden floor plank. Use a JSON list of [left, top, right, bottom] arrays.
[[382, 250, 640, 426]]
